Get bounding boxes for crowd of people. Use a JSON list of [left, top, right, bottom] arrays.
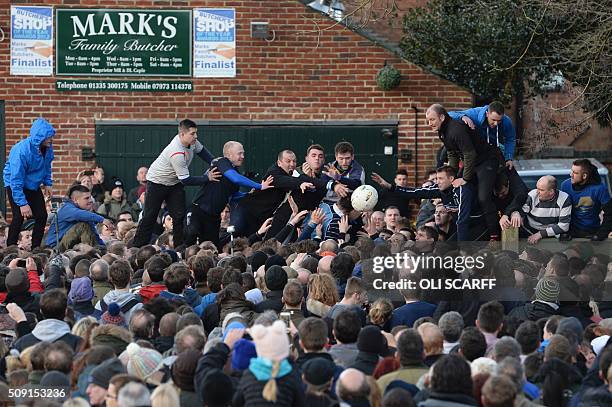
[[0, 105, 610, 406]]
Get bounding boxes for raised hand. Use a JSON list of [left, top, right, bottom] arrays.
[[302, 162, 315, 178], [323, 164, 340, 179], [299, 182, 315, 193], [257, 217, 273, 236], [311, 208, 327, 225], [339, 215, 351, 234], [333, 183, 350, 198], [288, 195, 299, 217], [371, 173, 391, 189], [363, 213, 378, 235], [289, 210, 309, 226], [261, 175, 274, 190]]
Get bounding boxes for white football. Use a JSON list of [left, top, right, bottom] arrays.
[[351, 184, 379, 212]]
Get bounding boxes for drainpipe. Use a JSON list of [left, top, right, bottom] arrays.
[[412, 106, 419, 185]]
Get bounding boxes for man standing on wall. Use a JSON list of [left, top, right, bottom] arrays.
[[3, 118, 55, 250], [426, 104, 501, 240], [131, 119, 218, 248], [449, 101, 516, 170]]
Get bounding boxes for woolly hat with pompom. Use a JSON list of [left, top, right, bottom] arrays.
[[250, 320, 289, 362], [121, 342, 163, 382], [101, 302, 126, 327]]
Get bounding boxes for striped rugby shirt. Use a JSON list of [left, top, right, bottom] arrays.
[[146, 135, 203, 186], [522, 189, 572, 237]]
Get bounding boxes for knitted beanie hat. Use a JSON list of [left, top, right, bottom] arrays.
[[357, 325, 387, 355], [265, 265, 288, 291], [249, 251, 268, 272], [264, 255, 286, 271], [250, 320, 289, 362], [535, 277, 560, 303], [5, 269, 29, 294], [303, 357, 335, 386], [231, 339, 257, 371], [171, 349, 200, 391], [101, 303, 127, 327], [122, 343, 163, 381]]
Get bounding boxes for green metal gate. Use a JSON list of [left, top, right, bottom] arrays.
[[95, 122, 399, 203]]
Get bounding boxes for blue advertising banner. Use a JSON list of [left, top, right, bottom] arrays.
[[10, 6, 53, 76], [193, 8, 236, 78]]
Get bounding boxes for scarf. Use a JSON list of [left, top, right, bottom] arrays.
[[248, 357, 292, 381]]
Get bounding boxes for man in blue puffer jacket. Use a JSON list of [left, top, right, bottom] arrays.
[[449, 101, 517, 170], [3, 118, 55, 249]]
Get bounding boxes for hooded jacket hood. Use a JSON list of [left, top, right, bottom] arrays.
[[3, 118, 55, 206], [31, 319, 71, 343], [29, 118, 56, 147], [96, 289, 143, 322]]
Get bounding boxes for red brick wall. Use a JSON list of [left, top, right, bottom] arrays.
[[0, 1, 471, 201]]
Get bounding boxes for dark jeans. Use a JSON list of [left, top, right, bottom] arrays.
[[184, 205, 221, 249], [6, 187, 47, 249], [473, 157, 501, 238], [132, 181, 186, 247]]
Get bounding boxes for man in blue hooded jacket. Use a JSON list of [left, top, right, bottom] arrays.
[[46, 185, 114, 251], [449, 101, 516, 169], [3, 118, 55, 249]]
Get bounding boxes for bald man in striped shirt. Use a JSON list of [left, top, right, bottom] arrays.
[[522, 175, 572, 244]]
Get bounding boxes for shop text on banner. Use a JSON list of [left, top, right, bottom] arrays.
[[194, 8, 236, 78], [10, 6, 54, 76]]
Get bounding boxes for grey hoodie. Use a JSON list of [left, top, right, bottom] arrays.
[[31, 319, 71, 343], [95, 289, 143, 323]]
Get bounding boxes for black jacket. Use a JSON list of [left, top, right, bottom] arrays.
[[72, 301, 96, 318], [239, 164, 330, 222], [494, 168, 529, 216], [438, 117, 497, 181], [508, 301, 559, 322], [419, 391, 478, 406], [195, 342, 240, 403], [152, 336, 174, 354], [254, 290, 284, 314], [433, 300, 480, 327], [349, 351, 380, 376], [304, 393, 340, 407], [233, 368, 305, 407]]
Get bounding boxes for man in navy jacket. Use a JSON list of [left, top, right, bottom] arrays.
[[3, 118, 55, 249]]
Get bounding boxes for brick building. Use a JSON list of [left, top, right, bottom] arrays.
[[0, 1, 471, 215]]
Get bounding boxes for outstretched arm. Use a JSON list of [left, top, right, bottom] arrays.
[[197, 145, 214, 164], [224, 169, 263, 190]]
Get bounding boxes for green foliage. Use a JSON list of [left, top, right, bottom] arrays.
[[399, 0, 610, 126], [376, 65, 402, 91], [399, 0, 555, 101]]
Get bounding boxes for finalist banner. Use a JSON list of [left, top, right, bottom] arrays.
[[10, 6, 53, 76], [194, 8, 236, 78]]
